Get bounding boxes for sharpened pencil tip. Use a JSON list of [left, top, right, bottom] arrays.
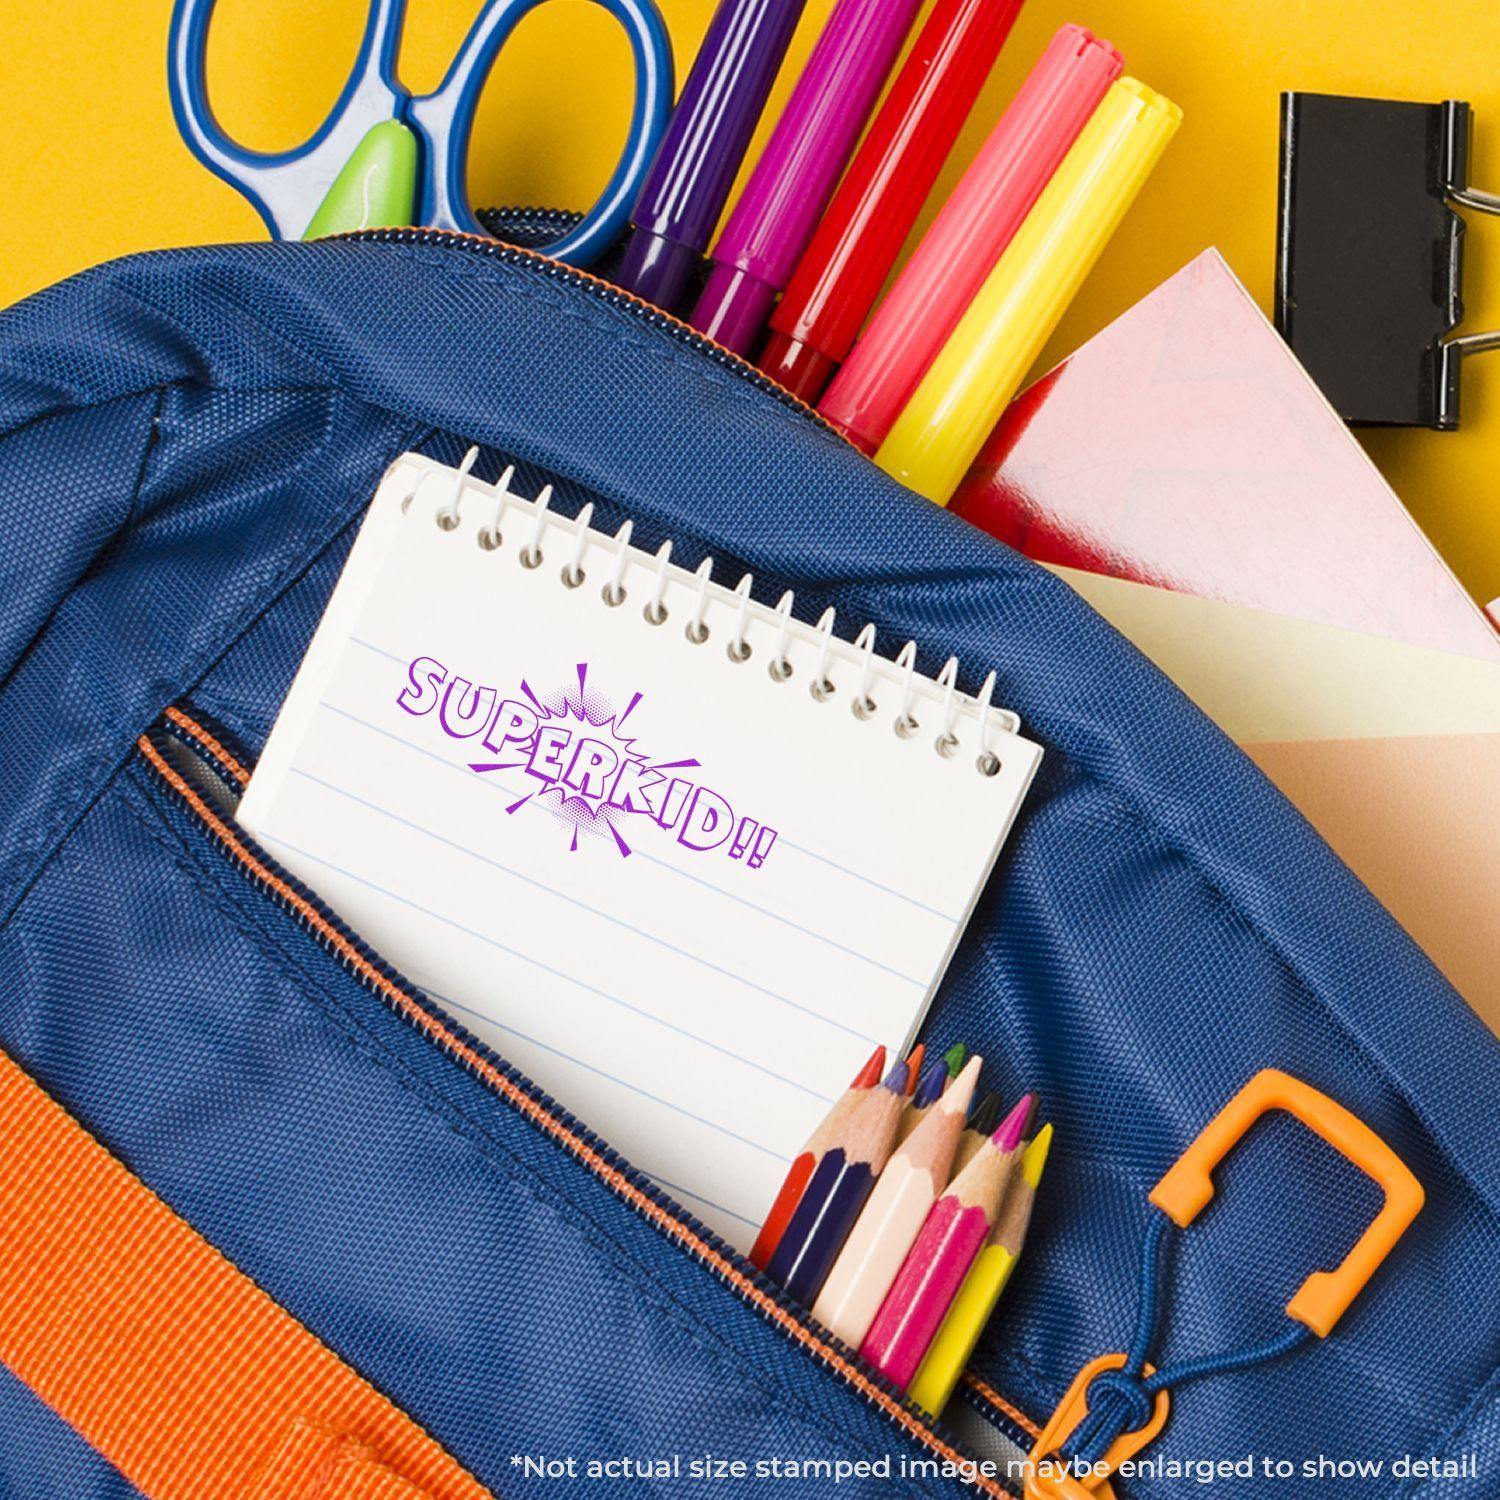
[[912, 1058, 948, 1108], [850, 1045, 887, 1090], [942, 1042, 967, 1077], [883, 1058, 911, 1095], [940, 1055, 983, 1115], [994, 1093, 1034, 1152], [1021, 1122, 1053, 1186], [902, 1044, 925, 1095], [967, 1090, 1001, 1137]]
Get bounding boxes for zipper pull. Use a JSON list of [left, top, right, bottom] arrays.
[[1024, 1354, 1169, 1499], [1024, 1069, 1424, 1496]]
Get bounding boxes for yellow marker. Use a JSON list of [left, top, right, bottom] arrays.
[[908, 1123, 1053, 1418], [875, 80, 1182, 505]]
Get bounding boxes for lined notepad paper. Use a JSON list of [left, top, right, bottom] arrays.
[[241, 454, 1041, 1247]]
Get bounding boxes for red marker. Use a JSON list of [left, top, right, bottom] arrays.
[[758, 0, 1027, 402], [819, 23, 1123, 452]]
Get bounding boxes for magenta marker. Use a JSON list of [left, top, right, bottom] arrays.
[[689, 0, 926, 354]]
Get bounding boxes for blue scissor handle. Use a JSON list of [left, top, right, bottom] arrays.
[[408, 0, 673, 265], [168, 0, 407, 241], [169, 0, 673, 266]]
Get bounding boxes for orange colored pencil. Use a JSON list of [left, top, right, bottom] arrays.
[[903, 1043, 926, 1095]]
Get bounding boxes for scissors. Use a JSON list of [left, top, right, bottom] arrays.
[[168, 0, 674, 267]]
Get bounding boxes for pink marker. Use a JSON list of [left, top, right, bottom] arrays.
[[819, 24, 1122, 452], [689, 0, 928, 354], [859, 1094, 1033, 1387]]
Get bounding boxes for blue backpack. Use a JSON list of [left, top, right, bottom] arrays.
[[1, 231, 1495, 1498]]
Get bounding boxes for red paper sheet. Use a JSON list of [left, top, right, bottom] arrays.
[[953, 250, 1500, 661]]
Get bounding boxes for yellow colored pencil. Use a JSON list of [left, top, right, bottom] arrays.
[[907, 1122, 1053, 1417], [875, 79, 1181, 505]]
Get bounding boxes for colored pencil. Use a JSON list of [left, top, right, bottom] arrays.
[[951, 1089, 1001, 1175], [903, 1043, 926, 1096], [895, 1057, 950, 1144], [909, 1122, 1053, 1416], [859, 1093, 1033, 1386], [765, 1058, 910, 1305], [749, 1044, 886, 1269], [813, 1056, 981, 1349], [943, 1042, 967, 1078]]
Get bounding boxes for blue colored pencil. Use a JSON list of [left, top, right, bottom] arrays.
[[766, 1057, 909, 1305], [894, 1057, 951, 1145]]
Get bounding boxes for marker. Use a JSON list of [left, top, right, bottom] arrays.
[[859, 1094, 1033, 1386], [759, 0, 1026, 401], [749, 1044, 886, 1270], [618, 0, 810, 311], [813, 1056, 981, 1350], [909, 1122, 1053, 1416], [874, 77, 1181, 503], [819, 24, 1124, 452], [895, 1057, 950, 1145], [951, 1089, 1001, 1175], [765, 1058, 909, 1306], [690, 0, 926, 353]]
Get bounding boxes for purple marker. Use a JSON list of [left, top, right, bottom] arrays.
[[618, 0, 809, 312], [689, 0, 925, 354]]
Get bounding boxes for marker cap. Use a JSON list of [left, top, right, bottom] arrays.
[[692, 264, 780, 355], [617, 229, 702, 314], [759, 330, 839, 402]]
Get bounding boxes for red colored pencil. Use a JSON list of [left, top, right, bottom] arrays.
[[766, 1057, 910, 1305], [749, 1045, 885, 1268]]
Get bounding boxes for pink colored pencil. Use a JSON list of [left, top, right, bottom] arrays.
[[859, 1093, 1033, 1386]]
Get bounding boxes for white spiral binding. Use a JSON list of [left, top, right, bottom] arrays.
[[406, 450, 1024, 776]]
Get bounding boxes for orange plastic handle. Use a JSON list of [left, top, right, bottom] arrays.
[[1150, 1069, 1424, 1336]]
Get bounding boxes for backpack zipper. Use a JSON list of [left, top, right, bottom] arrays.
[[336, 224, 849, 439], [144, 707, 1040, 1495]]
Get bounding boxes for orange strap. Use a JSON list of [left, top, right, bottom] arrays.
[[0, 1048, 493, 1500]]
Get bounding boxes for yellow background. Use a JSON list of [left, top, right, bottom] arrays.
[[4, 0, 1499, 607]]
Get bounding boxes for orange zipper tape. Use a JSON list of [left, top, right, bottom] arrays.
[[0, 1045, 490, 1500]]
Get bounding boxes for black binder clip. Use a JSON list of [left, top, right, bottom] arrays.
[[1276, 92, 1500, 429]]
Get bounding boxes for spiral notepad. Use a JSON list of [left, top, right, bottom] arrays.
[[241, 452, 1042, 1247]]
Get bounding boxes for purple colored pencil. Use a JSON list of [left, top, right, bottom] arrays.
[[766, 1057, 909, 1305], [689, 0, 926, 353], [894, 1057, 951, 1145], [618, 0, 810, 311]]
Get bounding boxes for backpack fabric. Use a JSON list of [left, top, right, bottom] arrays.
[[0, 235, 1496, 1498]]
